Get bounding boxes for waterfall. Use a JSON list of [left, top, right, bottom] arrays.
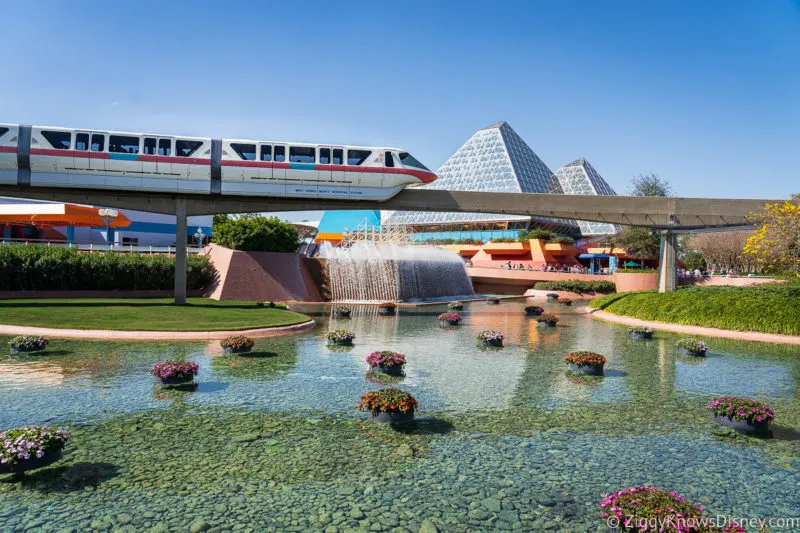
[[320, 242, 474, 302]]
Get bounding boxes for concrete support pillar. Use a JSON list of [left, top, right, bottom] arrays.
[[66, 225, 75, 244], [658, 231, 678, 293], [174, 199, 188, 305], [2, 225, 10, 243]]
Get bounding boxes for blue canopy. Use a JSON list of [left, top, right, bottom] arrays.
[[578, 253, 610, 259]]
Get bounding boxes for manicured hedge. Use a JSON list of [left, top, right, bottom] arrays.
[[589, 284, 800, 335], [533, 280, 616, 293], [0, 245, 216, 291]]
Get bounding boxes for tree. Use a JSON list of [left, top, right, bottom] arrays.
[[212, 215, 300, 252], [743, 195, 800, 273], [687, 230, 755, 273], [614, 227, 660, 266], [629, 173, 672, 197], [681, 250, 706, 272]]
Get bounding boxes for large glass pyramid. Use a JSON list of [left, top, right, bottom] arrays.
[[553, 158, 619, 235], [385, 122, 576, 231]]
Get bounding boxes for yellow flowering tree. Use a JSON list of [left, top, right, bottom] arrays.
[[744, 195, 800, 273]]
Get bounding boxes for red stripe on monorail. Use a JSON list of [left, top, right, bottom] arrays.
[[0, 147, 16, 154], [220, 160, 436, 183], [29, 148, 210, 166]]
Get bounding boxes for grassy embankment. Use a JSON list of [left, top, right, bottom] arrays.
[[0, 298, 311, 331], [589, 283, 800, 336]]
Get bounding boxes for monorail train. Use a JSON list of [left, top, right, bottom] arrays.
[[0, 124, 437, 200]]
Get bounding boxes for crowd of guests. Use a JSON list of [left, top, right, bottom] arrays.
[[499, 261, 587, 273]]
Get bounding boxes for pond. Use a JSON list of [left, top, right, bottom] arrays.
[[1, 300, 799, 532]]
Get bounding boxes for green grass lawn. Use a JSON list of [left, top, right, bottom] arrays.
[[589, 283, 800, 336], [0, 298, 312, 331]]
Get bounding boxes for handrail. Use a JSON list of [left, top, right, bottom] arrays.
[[0, 237, 205, 254]]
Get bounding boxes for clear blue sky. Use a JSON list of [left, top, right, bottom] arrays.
[[1, 0, 798, 205]]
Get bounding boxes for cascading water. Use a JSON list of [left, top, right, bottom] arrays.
[[320, 242, 474, 302]]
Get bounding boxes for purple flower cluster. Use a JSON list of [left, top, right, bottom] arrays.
[[0, 425, 69, 466], [366, 351, 407, 369], [149, 360, 199, 380], [477, 330, 504, 342], [438, 312, 462, 322], [8, 335, 49, 351], [708, 396, 775, 423]]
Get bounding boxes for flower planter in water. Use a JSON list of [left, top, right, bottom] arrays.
[[525, 308, 544, 317], [223, 346, 253, 355], [538, 321, 557, 328], [487, 299, 500, 305], [10, 346, 47, 355], [440, 319, 461, 326], [156, 375, 195, 386], [546, 294, 559, 301], [378, 307, 396, 316], [712, 414, 771, 435], [482, 339, 503, 348], [328, 339, 354, 346], [0, 449, 63, 475], [569, 363, 604, 376], [375, 364, 404, 376], [558, 300, 572, 306], [678, 347, 707, 357], [334, 311, 351, 319], [629, 331, 653, 340], [448, 303, 464, 310], [366, 409, 415, 423]]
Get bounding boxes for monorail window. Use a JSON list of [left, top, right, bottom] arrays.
[[158, 139, 171, 156], [260, 145, 272, 162], [290, 146, 315, 163], [231, 143, 256, 161], [176, 140, 202, 157], [347, 149, 371, 166], [385, 151, 394, 168], [399, 152, 430, 171], [0, 127, 8, 138], [109, 135, 140, 154], [274, 146, 286, 162], [144, 138, 157, 155], [42, 131, 71, 150], [319, 148, 330, 164], [76, 133, 89, 151], [333, 149, 343, 165], [91, 134, 104, 152]]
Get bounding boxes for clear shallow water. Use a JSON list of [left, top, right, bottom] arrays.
[[1, 300, 799, 532]]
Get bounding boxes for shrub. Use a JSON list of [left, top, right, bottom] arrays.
[[437, 312, 462, 322], [616, 268, 659, 274], [628, 326, 654, 335], [366, 351, 406, 369], [565, 351, 606, 366], [8, 336, 49, 351], [708, 396, 775, 424], [676, 339, 709, 354], [358, 388, 418, 413], [477, 330, 503, 342], [326, 330, 355, 343], [0, 425, 70, 466], [536, 314, 559, 324], [600, 486, 745, 532], [547, 236, 574, 245], [533, 280, 616, 293], [522, 229, 555, 241], [489, 237, 518, 243], [213, 215, 299, 252], [150, 360, 199, 380], [220, 335, 255, 351], [0, 245, 215, 291]]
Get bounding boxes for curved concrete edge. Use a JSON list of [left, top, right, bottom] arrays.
[[589, 309, 800, 346], [0, 319, 317, 341]]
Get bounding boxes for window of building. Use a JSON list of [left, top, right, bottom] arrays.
[[76, 133, 89, 151], [333, 148, 343, 165], [144, 137, 157, 155], [0, 127, 9, 138], [398, 152, 430, 170], [260, 145, 272, 161], [290, 146, 315, 163], [41, 130, 71, 150], [231, 143, 256, 161], [347, 149, 371, 166], [319, 148, 330, 164], [274, 146, 286, 162], [91, 134, 105, 152], [122, 237, 139, 245], [158, 139, 171, 156], [385, 151, 394, 168], [176, 140, 203, 157], [109, 135, 140, 154]]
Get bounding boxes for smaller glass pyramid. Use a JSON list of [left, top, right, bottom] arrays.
[[553, 158, 619, 235]]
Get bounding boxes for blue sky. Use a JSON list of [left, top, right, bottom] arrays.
[[1, 0, 798, 211]]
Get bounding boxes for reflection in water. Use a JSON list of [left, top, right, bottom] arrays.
[[1, 301, 799, 531]]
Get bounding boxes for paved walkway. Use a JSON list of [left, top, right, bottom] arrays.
[[590, 310, 800, 346], [0, 319, 316, 340]]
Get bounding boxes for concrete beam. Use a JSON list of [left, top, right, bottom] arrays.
[[174, 198, 187, 305]]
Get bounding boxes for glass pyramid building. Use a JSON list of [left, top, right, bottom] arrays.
[[553, 158, 619, 236], [384, 121, 578, 234]]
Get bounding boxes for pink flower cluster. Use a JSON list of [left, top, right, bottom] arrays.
[[0, 425, 69, 466], [366, 351, 407, 369], [150, 360, 199, 380], [438, 312, 462, 322], [707, 396, 775, 423]]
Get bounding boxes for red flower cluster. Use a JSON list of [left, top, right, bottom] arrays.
[[565, 351, 606, 366], [220, 335, 255, 350], [358, 388, 418, 413], [379, 302, 397, 309]]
